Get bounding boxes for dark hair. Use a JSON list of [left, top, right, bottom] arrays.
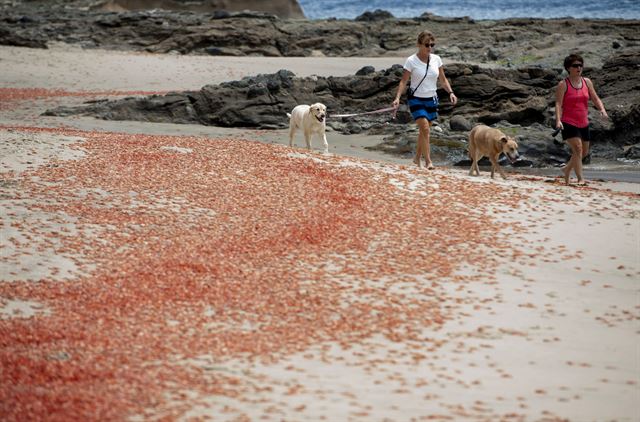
[[564, 54, 584, 71]]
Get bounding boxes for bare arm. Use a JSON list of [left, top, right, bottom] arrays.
[[438, 67, 457, 105], [555, 80, 567, 129], [585, 78, 608, 119], [392, 70, 411, 108]]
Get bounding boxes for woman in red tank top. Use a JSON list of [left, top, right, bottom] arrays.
[[555, 53, 608, 185]]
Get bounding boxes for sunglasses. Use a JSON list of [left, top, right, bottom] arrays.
[[424, 43, 436, 48], [570, 63, 584, 68]]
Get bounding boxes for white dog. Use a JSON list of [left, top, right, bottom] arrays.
[[287, 103, 328, 154]]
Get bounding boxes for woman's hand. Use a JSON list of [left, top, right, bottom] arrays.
[[556, 122, 564, 130], [449, 92, 457, 105], [392, 97, 400, 109], [600, 109, 609, 119]]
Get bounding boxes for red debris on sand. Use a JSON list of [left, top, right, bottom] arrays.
[[0, 88, 168, 110], [1, 127, 526, 420]]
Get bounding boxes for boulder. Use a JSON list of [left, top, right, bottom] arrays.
[[355, 10, 394, 21], [624, 145, 640, 160], [94, 0, 306, 18], [588, 50, 640, 146], [2, 3, 637, 64], [449, 115, 473, 132], [0, 26, 47, 49]]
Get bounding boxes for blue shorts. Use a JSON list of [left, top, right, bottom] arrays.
[[408, 96, 439, 121]]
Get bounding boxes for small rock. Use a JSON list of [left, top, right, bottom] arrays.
[[355, 66, 375, 76], [624, 145, 640, 159], [449, 115, 473, 132], [355, 10, 394, 21], [512, 159, 534, 167], [486, 48, 500, 61]]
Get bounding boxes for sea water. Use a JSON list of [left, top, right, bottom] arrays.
[[298, 0, 640, 20]]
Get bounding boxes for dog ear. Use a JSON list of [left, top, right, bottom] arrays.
[[500, 137, 508, 144]]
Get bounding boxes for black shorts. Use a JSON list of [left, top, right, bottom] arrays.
[[561, 122, 590, 142]]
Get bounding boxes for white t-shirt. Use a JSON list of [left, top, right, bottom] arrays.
[[403, 53, 443, 98]]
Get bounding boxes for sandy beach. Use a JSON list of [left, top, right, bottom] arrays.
[[1, 43, 639, 421]]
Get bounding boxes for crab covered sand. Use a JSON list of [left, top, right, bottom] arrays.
[[1, 45, 640, 420]]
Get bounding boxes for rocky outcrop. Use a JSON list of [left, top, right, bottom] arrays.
[[0, 25, 47, 49], [39, 62, 594, 133], [44, 68, 403, 128], [586, 51, 640, 147], [1, 3, 638, 67], [94, 0, 306, 18]]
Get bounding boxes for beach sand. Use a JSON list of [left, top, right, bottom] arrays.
[[1, 44, 639, 421]]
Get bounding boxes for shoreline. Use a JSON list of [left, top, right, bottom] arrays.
[[299, 14, 640, 22]]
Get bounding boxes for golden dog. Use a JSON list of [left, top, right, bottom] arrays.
[[468, 124, 519, 179]]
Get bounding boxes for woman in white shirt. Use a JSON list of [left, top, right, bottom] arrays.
[[392, 30, 457, 169]]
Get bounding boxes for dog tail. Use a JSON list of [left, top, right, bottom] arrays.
[[286, 113, 292, 118]]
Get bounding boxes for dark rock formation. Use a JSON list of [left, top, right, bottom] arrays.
[[355, 9, 394, 22], [1, 2, 638, 66], [96, 0, 306, 18], [0, 25, 47, 49], [44, 67, 404, 129], [449, 115, 472, 132], [44, 64, 556, 128], [587, 51, 640, 147]]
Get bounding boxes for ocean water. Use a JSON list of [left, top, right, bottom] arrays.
[[297, 0, 640, 20]]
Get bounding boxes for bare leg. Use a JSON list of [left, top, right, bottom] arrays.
[[582, 140, 590, 165], [413, 151, 422, 166], [564, 137, 584, 184], [562, 159, 572, 185], [416, 118, 433, 169], [414, 130, 423, 167]]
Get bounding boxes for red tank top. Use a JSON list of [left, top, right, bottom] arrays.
[[561, 77, 589, 128]]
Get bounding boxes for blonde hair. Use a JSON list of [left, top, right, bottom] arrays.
[[417, 30, 435, 45]]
